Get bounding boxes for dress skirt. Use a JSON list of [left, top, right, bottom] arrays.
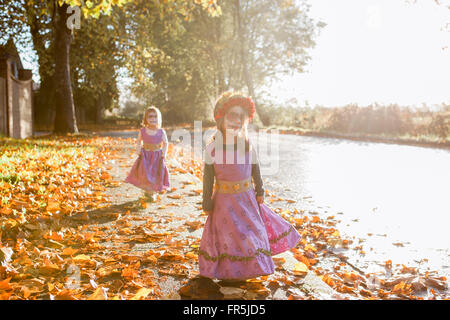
[[198, 189, 301, 280], [125, 149, 169, 192]]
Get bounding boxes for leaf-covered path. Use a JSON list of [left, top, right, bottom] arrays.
[[1, 134, 448, 300], [75, 135, 340, 300]]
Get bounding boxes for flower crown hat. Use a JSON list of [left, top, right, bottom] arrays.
[[213, 92, 256, 122]]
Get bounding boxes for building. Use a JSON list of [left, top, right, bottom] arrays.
[[0, 38, 34, 139]]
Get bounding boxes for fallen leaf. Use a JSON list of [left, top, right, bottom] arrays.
[[121, 268, 139, 279], [88, 287, 108, 300], [0, 247, 13, 263], [292, 262, 308, 277], [130, 288, 153, 300], [61, 247, 79, 256], [219, 287, 246, 299], [0, 278, 12, 291]]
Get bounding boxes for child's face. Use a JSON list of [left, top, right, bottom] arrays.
[[147, 111, 158, 127], [223, 106, 247, 136]]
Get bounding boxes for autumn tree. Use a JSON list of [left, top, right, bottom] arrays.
[[119, 0, 221, 123], [123, 0, 322, 124], [0, 0, 220, 132], [70, 12, 126, 124]]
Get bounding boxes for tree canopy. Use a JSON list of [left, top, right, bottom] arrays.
[[0, 0, 322, 129]]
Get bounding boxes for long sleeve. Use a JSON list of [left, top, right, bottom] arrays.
[[136, 130, 142, 155], [202, 148, 215, 212], [202, 163, 215, 212], [161, 129, 168, 158], [251, 145, 264, 197], [252, 163, 264, 197]]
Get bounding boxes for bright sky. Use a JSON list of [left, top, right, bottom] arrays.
[[16, 0, 449, 108], [273, 0, 450, 107]]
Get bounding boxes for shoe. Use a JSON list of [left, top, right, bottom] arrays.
[[145, 192, 154, 201]]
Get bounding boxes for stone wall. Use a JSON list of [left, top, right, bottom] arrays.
[[10, 76, 33, 139], [0, 57, 33, 139]]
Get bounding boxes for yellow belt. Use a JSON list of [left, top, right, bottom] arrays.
[[143, 143, 162, 151], [215, 178, 252, 194]]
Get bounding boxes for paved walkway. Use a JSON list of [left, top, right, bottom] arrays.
[[70, 135, 341, 300]]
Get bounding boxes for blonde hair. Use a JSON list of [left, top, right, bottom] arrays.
[[141, 106, 162, 128]]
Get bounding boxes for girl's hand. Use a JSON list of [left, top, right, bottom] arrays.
[[256, 196, 264, 204]]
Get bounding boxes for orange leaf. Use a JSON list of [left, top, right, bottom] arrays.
[[321, 274, 336, 287], [54, 289, 78, 300], [392, 281, 406, 293], [22, 287, 31, 299], [0, 278, 12, 291], [46, 201, 61, 212], [121, 268, 138, 279], [185, 252, 198, 260], [385, 260, 392, 269], [0, 291, 13, 300], [88, 287, 108, 300], [61, 247, 79, 256], [293, 253, 310, 268]]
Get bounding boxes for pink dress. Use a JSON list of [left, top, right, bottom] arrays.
[[199, 145, 301, 280], [125, 128, 170, 192]]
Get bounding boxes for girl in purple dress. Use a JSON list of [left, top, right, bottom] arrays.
[[125, 107, 170, 201], [199, 92, 301, 281]]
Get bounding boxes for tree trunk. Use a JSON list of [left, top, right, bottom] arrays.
[[215, 15, 225, 93], [26, 3, 56, 129], [234, 0, 268, 126], [96, 94, 104, 124], [53, 3, 78, 133]]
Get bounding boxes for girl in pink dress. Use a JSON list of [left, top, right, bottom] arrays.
[[125, 107, 170, 201], [199, 92, 301, 281]]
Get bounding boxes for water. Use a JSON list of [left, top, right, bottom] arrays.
[[255, 133, 450, 278]]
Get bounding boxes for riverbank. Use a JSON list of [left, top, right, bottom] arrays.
[[262, 127, 450, 150], [33, 119, 450, 151]]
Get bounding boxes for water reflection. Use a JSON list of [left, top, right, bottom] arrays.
[[257, 133, 450, 276]]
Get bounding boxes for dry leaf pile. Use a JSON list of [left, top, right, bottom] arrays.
[[1, 136, 448, 300]]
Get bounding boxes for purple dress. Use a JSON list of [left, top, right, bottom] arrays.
[[199, 145, 301, 280], [125, 128, 170, 192]]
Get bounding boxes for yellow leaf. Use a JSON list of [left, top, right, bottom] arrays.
[[185, 252, 198, 260], [73, 254, 92, 261], [46, 201, 60, 212], [130, 288, 153, 300], [88, 287, 108, 300], [292, 262, 308, 277], [145, 255, 158, 264], [331, 230, 340, 238]]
